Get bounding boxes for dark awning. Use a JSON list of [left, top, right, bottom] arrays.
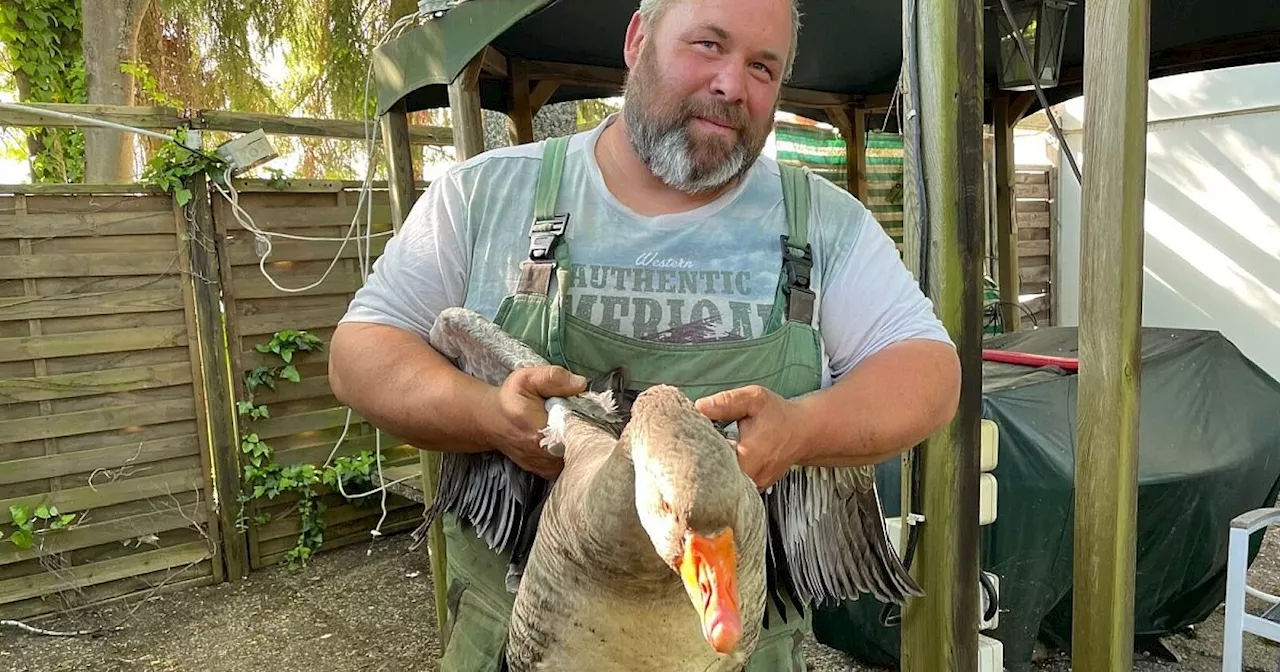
[[373, 0, 1280, 124]]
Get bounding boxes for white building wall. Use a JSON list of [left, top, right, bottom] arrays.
[[1032, 61, 1280, 383]]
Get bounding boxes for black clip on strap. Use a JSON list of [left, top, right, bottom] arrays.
[[528, 214, 569, 262], [780, 234, 815, 324]]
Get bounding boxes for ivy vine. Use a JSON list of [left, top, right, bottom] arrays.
[[235, 329, 382, 569], [0, 0, 86, 182], [138, 128, 228, 206], [1, 503, 76, 550]]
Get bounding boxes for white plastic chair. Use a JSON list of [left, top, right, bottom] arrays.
[[1222, 507, 1280, 672]]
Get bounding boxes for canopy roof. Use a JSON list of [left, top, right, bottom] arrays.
[[373, 0, 1280, 126]]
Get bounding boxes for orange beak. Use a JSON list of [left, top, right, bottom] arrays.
[[679, 529, 742, 655]]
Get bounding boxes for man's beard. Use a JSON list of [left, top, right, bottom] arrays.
[[622, 50, 773, 195]]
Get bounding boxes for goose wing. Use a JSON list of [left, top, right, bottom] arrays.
[[421, 307, 622, 591], [761, 464, 923, 620]]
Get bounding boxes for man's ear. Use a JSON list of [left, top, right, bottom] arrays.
[[623, 11, 646, 69]]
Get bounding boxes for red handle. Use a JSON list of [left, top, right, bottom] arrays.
[[982, 349, 1079, 372]]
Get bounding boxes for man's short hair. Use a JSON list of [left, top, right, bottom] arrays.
[[636, 0, 802, 81]]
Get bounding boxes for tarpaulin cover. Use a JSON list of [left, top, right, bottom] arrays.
[[811, 327, 1280, 671]]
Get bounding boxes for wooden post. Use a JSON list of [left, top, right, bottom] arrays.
[[1073, 0, 1150, 669], [449, 53, 486, 159], [993, 94, 1021, 331], [847, 106, 869, 201], [509, 58, 536, 145], [380, 99, 416, 232], [377, 95, 452, 645], [181, 171, 250, 582], [898, 0, 985, 669]]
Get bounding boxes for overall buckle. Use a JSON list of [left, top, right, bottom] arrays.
[[528, 214, 569, 261], [780, 234, 815, 323]]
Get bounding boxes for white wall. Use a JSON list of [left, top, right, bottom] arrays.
[[1041, 61, 1280, 383]]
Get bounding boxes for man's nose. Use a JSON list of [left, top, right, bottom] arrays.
[[709, 62, 748, 104]]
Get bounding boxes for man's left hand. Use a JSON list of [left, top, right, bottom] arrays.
[[695, 385, 809, 490]]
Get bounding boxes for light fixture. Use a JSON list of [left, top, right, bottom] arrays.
[[989, 0, 1076, 91]]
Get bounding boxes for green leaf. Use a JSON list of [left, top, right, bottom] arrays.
[[59, 513, 75, 525], [176, 187, 192, 206], [9, 529, 34, 549], [280, 348, 293, 363], [10, 505, 29, 528], [280, 365, 300, 383], [34, 505, 50, 519]]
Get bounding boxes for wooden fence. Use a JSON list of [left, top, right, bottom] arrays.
[[0, 187, 222, 620], [211, 180, 424, 569], [0, 178, 429, 619], [1013, 166, 1055, 326]]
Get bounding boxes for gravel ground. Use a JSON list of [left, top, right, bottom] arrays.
[[3, 527, 1277, 672]]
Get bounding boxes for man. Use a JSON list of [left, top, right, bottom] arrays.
[[330, 0, 961, 668]]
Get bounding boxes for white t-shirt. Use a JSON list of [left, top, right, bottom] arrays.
[[340, 115, 953, 387]]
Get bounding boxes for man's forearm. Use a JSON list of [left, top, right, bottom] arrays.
[[328, 321, 496, 453], [791, 338, 961, 467]]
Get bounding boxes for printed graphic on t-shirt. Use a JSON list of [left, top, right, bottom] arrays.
[[563, 258, 778, 343]]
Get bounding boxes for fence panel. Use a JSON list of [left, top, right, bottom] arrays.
[[211, 181, 424, 569], [0, 188, 220, 620], [1015, 166, 1055, 326]]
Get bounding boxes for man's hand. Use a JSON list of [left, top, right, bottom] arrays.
[[480, 366, 588, 479], [695, 385, 809, 490]]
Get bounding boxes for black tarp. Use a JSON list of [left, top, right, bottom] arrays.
[[812, 327, 1280, 671]]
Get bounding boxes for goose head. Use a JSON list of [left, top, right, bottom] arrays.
[[625, 385, 749, 656]]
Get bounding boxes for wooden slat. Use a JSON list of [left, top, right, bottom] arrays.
[[0, 434, 198, 486], [236, 306, 347, 336], [0, 361, 191, 404], [1018, 212, 1050, 227], [0, 506, 208, 566], [0, 540, 210, 604], [0, 211, 176, 239], [0, 469, 203, 525], [230, 272, 365, 300], [1014, 171, 1049, 184], [224, 205, 394, 230], [0, 397, 194, 444], [1018, 239, 1051, 257], [0, 252, 178, 279], [1020, 265, 1051, 284], [1014, 183, 1050, 199], [252, 407, 363, 441], [0, 290, 183, 321], [223, 237, 387, 266], [0, 325, 187, 364]]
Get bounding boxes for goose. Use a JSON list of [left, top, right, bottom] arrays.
[[421, 306, 923, 670]]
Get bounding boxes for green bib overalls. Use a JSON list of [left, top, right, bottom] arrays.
[[439, 135, 825, 672]]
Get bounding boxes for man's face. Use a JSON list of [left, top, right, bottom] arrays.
[[621, 0, 792, 194]]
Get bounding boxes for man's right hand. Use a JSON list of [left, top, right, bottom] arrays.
[[479, 366, 588, 478]]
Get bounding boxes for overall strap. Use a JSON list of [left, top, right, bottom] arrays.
[[517, 135, 572, 295], [779, 164, 815, 325], [522, 134, 573, 366]]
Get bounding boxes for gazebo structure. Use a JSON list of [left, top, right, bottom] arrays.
[[369, 0, 1280, 670]]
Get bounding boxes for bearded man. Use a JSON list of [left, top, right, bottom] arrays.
[[329, 0, 961, 669]]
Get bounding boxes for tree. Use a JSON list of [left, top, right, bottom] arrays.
[[81, 0, 150, 182]]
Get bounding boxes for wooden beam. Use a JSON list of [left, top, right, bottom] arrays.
[[380, 99, 416, 233], [849, 106, 869, 201], [993, 94, 1021, 331], [899, 0, 984, 668], [180, 173, 250, 582], [1072, 0, 1150, 669], [523, 59, 857, 109], [480, 46, 509, 79], [195, 111, 453, 146], [509, 58, 535, 145], [449, 53, 486, 161], [0, 102, 453, 146], [529, 80, 561, 116]]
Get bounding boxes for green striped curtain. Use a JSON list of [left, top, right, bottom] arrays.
[[773, 122, 906, 251]]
